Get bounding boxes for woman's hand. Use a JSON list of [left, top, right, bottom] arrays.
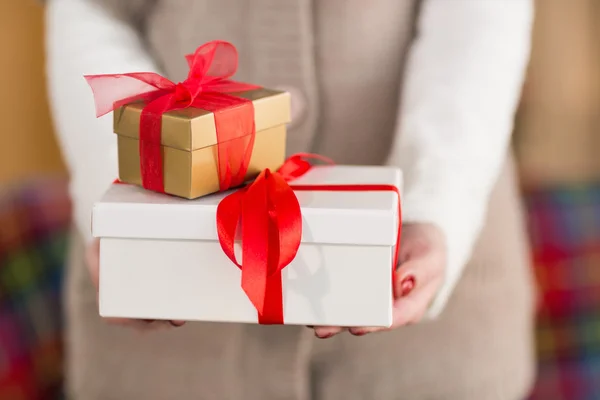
[[313, 223, 446, 338], [86, 238, 186, 330]]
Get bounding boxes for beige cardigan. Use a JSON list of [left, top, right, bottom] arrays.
[[46, 1, 537, 398]]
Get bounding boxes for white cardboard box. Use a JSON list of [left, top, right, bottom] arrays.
[[93, 165, 402, 327]]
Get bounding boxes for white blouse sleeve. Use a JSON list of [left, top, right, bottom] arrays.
[[45, 0, 160, 243], [388, 0, 534, 317]]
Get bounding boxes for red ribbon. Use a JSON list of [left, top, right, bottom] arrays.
[[85, 41, 260, 193], [217, 154, 402, 324]]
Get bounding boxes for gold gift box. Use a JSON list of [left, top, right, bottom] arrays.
[[114, 88, 290, 199]]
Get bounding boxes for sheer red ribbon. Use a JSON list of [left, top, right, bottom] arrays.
[[216, 154, 402, 324], [85, 41, 260, 193]]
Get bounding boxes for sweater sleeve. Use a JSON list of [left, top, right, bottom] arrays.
[[387, 0, 533, 317], [45, 0, 160, 243]]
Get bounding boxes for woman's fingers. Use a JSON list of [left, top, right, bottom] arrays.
[[106, 317, 185, 331], [348, 326, 380, 336], [313, 326, 345, 339], [348, 279, 440, 336]]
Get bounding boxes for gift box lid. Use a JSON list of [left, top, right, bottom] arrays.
[[113, 88, 290, 151], [92, 166, 402, 246]]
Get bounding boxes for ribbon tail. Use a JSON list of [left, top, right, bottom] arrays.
[[239, 171, 303, 324], [218, 185, 284, 323], [256, 172, 303, 324], [186, 41, 239, 82], [240, 171, 271, 317], [84, 72, 175, 117], [260, 274, 284, 324]]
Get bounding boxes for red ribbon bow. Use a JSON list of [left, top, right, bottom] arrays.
[[85, 41, 260, 193], [217, 154, 402, 324]]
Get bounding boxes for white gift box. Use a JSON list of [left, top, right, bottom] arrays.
[[93, 165, 402, 327]]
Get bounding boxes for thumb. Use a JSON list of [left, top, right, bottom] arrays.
[[398, 223, 443, 264]]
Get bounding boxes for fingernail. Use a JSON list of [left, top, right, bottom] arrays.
[[351, 331, 367, 337], [400, 276, 415, 296], [315, 332, 334, 339], [170, 321, 185, 327]]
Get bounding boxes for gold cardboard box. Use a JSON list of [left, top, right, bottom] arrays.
[[114, 88, 290, 199]]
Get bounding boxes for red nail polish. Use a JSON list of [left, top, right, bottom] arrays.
[[351, 331, 367, 336], [400, 276, 415, 296], [316, 332, 334, 339]]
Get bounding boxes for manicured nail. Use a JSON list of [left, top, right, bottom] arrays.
[[315, 332, 334, 339], [351, 331, 367, 336], [170, 321, 185, 327], [400, 276, 415, 296]]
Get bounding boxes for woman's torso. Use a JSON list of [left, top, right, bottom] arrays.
[[67, 2, 536, 398], [142, 0, 419, 161]]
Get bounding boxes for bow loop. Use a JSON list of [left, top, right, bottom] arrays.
[[277, 153, 335, 181], [186, 40, 239, 84], [86, 41, 247, 119], [267, 171, 302, 274]]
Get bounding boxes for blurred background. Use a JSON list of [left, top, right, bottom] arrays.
[[1, 0, 600, 399]]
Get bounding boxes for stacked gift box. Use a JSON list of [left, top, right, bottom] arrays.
[[89, 41, 402, 327], [113, 87, 290, 199]]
